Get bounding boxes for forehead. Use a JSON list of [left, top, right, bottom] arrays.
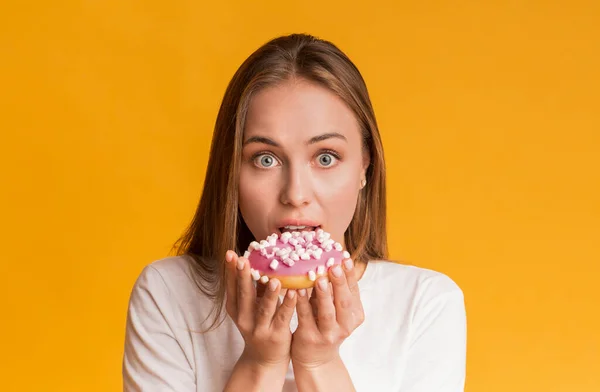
[[244, 79, 361, 142]]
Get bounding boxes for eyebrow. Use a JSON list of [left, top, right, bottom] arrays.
[[242, 132, 347, 147]]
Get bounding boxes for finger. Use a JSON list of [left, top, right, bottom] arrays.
[[255, 278, 281, 328], [224, 250, 239, 314], [236, 257, 256, 328], [329, 264, 354, 326], [343, 258, 361, 300], [314, 277, 337, 332], [271, 289, 297, 330], [309, 287, 318, 320], [296, 288, 318, 332]]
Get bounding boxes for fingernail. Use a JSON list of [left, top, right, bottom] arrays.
[[317, 278, 328, 292], [287, 290, 296, 299], [344, 258, 354, 270], [332, 265, 342, 277], [298, 288, 307, 297], [225, 251, 234, 263], [268, 279, 279, 291], [236, 259, 245, 270]]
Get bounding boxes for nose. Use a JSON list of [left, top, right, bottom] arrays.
[[279, 163, 312, 207]]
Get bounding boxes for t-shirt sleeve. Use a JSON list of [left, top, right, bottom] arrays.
[[399, 281, 467, 392], [123, 265, 196, 391]]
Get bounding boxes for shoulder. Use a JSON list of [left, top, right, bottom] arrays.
[[363, 260, 464, 309], [129, 255, 214, 316], [132, 255, 195, 293]]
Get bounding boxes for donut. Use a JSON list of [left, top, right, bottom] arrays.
[[245, 229, 350, 289]]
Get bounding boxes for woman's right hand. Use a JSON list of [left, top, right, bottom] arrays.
[[225, 250, 297, 368]]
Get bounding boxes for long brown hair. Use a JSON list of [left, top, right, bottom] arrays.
[[171, 33, 387, 331]]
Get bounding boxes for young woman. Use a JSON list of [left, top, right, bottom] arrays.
[[123, 33, 466, 392]]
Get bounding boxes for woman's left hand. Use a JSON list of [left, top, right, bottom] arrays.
[[291, 258, 365, 369]]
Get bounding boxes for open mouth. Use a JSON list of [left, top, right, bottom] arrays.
[[278, 225, 321, 234]]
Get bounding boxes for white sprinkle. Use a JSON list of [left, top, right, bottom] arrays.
[[318, 233, 330, 243], [276, 248, 290, 257], [317, 265, 325, 275], [259, 240, 269, 248], [289, 238, 298, 246], [308, 270, 316, 281], [300, 253, 310, 260], [260, 275, 269, 284], [273, 247, 280, 253], [251, 269, 261, 280], [343, 251, 350, 259], [249, 241, 260, 250], [243, 250, 250, 258], [305, 249, 313, 257], [323, 239, 334, 247], [314, 248, 323, 259], [281, 232, 292, 239], [292, 231, 301, 238], [325, 245, 333, 252], [327, 257, 335, 267], [269, 259, 279, 270], [268, 238, 277, 246], [283, 258, 295, 267], [270, 233, 280, 240], [316, 228, 324, 235], [281, 236, 290, 244], [260, 248, 268, 256], [334, 243, 342, 251], [296, 248, 305, 255], [290, 252, 300, 261], [297, 237, 306, 245], [266, 252, 275, 259]]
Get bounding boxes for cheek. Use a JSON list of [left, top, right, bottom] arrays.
[[316, 171, 360, 231], [238, 167, 276, 236]]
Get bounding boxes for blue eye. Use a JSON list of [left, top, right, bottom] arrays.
[[317, 153, 336, 167], [256, 154, 277, 168]]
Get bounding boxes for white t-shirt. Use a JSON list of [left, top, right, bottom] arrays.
[[123, 255, 466, 391]]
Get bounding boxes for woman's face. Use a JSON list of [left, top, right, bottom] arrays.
[[239, 78, 368, 247]]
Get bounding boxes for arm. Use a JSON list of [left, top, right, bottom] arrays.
[[399, 289, 467, 392], [224, 350, 289, 392], [292, 355, 355, 392]]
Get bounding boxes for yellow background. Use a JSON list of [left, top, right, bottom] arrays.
[[1, 1, 598, 391]]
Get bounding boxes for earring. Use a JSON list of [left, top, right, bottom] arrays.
[[360, 179, 367, 189]]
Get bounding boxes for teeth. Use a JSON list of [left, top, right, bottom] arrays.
[[285, 225, 306, 230]]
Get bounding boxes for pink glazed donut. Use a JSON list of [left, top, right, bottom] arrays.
[[245, 229, 349, 289]]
